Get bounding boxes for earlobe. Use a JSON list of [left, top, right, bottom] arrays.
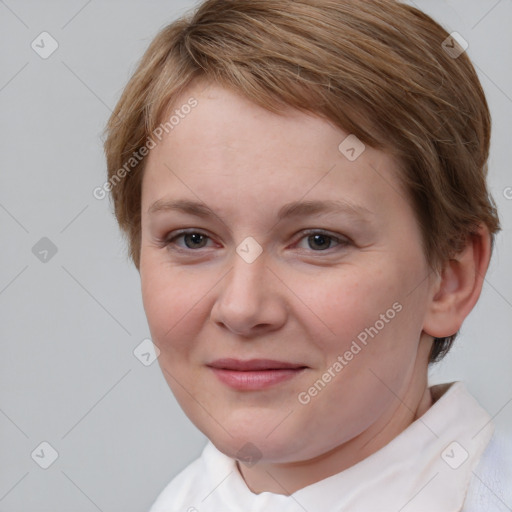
[[423, 224, 492, 339]]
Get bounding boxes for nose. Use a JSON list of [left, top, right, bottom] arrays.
[[210, 248, 288, 337]]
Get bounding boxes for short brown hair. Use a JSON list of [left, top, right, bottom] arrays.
[[103, 0, 500, 362]]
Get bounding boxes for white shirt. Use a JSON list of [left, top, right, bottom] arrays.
[[150, 382, 512, 511]]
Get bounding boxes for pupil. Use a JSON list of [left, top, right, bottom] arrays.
[[309, 234, 330, 250], [186, 233, 205, 248]]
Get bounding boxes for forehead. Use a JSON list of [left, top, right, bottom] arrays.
[[158, 82, 340, 162], [141, 82, 409, 224]]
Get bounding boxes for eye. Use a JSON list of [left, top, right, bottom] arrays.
[[295, 230, 350, 251], [164, 230, 214, 250]]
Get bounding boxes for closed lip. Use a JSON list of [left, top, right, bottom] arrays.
[[207, 358, 307, 371]]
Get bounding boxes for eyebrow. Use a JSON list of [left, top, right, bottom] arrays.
[[148, 198, 374, 223]]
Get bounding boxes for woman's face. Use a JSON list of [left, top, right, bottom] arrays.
[[139, 81, 435, 463]]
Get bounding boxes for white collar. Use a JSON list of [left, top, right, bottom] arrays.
[[201, 382, 494, 511]]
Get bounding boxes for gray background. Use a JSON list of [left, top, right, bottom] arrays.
[[0, 0, 511, 511]]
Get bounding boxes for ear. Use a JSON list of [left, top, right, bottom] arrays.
[[423, 224, 492, 338]]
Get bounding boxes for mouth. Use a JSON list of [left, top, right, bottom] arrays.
[[207, 358, 308, 390]]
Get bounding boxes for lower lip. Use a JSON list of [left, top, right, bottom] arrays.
[[210, 367, 306, 390]]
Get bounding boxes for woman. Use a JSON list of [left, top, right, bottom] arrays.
[[104, 0, 511, 509]]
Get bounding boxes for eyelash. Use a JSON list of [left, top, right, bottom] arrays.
[[160, 229, 351, 254]]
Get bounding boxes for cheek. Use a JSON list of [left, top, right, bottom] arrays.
[[296, 258, 427, 386], [140, 254, 207, 355], [293, 270, 422, 445], [298, 265, 403, 346]]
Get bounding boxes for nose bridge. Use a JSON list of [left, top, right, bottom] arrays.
[[211, 242, 285, 334], [225, 244, 268, 306]]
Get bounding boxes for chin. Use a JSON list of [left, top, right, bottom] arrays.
[[204, 420, 311, 464]]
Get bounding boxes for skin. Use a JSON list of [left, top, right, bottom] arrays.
[[139, 81, 490, 495]]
